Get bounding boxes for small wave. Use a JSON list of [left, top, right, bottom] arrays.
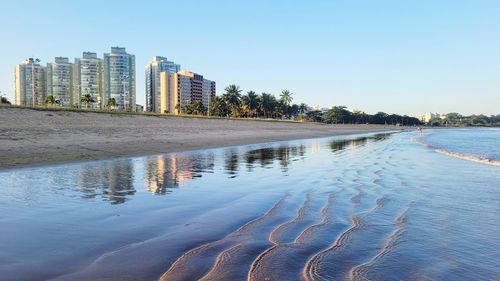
[[411, 136, 500, 167], [434, 149, 500, 167]]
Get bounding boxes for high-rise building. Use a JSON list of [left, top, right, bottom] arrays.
[[46, 57, 74, 107], [74, 52, 103, 109], [103, 47, 136, 111], [145, 56, 181, 113], [14, 58, 46, 106], [419, 112, 442, 123], [160, 71, 216, 115]]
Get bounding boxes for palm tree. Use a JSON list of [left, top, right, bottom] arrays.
[[259, 93, 276, 118], [209, 96, 228, 117], [223, 84, 242, 117], [299, 103, 309, 115], [280, 90, 293, 119], [45, 95, 56, 107], [107, 98, 117, 110], [280, 90, 293, 106], [290, 104, 300, 119], [241, 95, 250, 117], [80, 94, 96, 110], [190, 100, 206, 115], [241, 91, 260, 118], [181, 103, 193, 115]]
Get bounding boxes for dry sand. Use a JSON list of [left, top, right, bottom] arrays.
[[0, 107, 405, 169]]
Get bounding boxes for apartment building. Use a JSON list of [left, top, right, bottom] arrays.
[[145, 56, 180, 112], [14, 58, 46, 106], [160, 71, 215, 115]]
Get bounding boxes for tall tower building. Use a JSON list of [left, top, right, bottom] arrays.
[[46, 57, 74, 106], [160, 71, 216, 115], [145, 56, 181, 113], [103, 47, 136, 111], [14, 58, 46, 106], [74, 52, 103, 109]]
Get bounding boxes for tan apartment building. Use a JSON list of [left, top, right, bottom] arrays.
[[160, 71, 216, 114]]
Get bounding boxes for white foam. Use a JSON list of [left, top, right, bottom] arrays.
[[434, 149, 500, 167], [411, 135, 500, 167]]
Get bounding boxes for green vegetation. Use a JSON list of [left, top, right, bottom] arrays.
[[181, 100, 206, 115], [106, 98, 117, 110], [209, 85, 303, 120], [44, 95, 57, 106], [209, 85, 422, 126], [427, 113, 500, 127], [0, 96, 11, 104], [80, 94, 96, 109]]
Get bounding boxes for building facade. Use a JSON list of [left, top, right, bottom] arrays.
[[14, 58, 46, 106], [46, 57, 74, 106], [74, 52, 103, 109], [419, 112, 441, 123], [160, 71, 216, 115], [103, 47, 136, 111], [145, 56, 181, 113]]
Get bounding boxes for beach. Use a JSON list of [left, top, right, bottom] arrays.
[[1, 130, 498, 281], [0, 107, 403, 169]]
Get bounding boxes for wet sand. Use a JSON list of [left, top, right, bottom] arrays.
[[0, 107, 403, 169], [1, 131, 499, 280]]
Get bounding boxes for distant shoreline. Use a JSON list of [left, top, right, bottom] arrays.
[[0, 107, 407, 170]]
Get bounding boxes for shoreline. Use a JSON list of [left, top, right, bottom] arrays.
[[0, 107, 408, 170], [411, 130, 500, 167]]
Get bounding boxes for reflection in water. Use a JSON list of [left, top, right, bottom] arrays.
[[244, 148, 275, 169], [78, 134, 393, 204], [329, 133, 391, 152], [4, 131, 500, 281], [79, 160, 135, 204], [224, 150, 239, 176], [144, 153, 215, 195], [243, 144, 307, 173]]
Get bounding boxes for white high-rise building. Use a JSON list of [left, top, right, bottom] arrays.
[[14, 58, 46, 106], [145, 56, 181, 113], [74, 52, 103, 109], [103, 47, 136, 111], [46, 57, 74, 106], [419, 112, 441, 123]]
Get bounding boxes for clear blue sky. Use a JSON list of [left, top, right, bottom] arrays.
[[1, 0, 499, 116]]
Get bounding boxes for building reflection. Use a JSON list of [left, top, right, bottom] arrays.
[[76, 134, 393, 204], [310, 141, 321, 153], [79, 159, 135, 204], [144, 153, 215, 194]]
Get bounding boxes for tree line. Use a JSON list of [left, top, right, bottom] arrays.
[[427, 113, 500, 127], [320, 106, 422, 125], [183, 84, 423, 126], [181, 85, 306, 119]]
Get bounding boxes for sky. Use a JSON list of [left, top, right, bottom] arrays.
[[0, 0, 499, 116]]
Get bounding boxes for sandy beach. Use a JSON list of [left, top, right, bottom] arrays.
[[0, 107, 404, 169]]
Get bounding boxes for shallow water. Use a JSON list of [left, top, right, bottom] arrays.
[[0, 130, 499, 281], [419, 128, 500, 165]]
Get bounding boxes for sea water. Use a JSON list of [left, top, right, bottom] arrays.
[[418, 128, 500, 166], [0, 130, 499, 280]]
